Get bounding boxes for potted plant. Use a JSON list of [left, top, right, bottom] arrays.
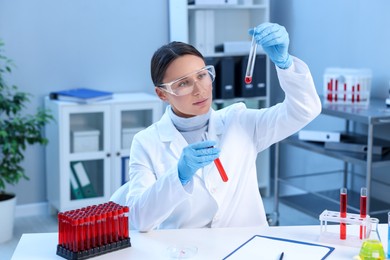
[[0, 40, 53, 243]]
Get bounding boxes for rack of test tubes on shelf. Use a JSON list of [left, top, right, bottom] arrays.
[[323, 68, 372, 105], [319, 210, 377, 248], [57, 201, 131, 260]]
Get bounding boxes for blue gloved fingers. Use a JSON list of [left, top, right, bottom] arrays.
[[185, 154, 220, 169], [251, 22, 278, 38], [255, 27, 289, 47], [189, 140, 217, 150]]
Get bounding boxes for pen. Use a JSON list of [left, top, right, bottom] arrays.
[[279, 252, 284, 260]]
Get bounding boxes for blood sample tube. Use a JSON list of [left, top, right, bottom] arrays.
[[58, 213, 64, 247], [79, 215, 85, 251], [113, 208, 119, 242], [360, 187, 367, 239], [95, 211, 102, 247], [214, 158, 228, 182], [340, 187, 347, 240], [72, 218, 79, 253], [245, 31, 257, 84], [123, 206, 129, 238], [344, 83, 347, 102], [357, 83, 361, 102], [102, 211, 107, 245]]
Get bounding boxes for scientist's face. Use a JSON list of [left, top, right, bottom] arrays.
[[155, 55, 213, 118]]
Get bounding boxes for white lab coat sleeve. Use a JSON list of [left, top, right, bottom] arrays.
[[239, 56, 322, 152], [125, 134, 193, 232]]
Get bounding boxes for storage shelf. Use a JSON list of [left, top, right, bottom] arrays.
[[282, 135, 390, 168], [188, 4, 267, 10], [274, 97, 390, 225]]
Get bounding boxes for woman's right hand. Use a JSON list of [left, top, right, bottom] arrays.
[[178, 140, 220, 185]]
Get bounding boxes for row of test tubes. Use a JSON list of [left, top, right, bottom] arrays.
[[323, 68, 372, 105], [57, 201, 129, 254]]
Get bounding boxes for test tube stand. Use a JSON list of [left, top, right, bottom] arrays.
[[319, 209, 374, 248]]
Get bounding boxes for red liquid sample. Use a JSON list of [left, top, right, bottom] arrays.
[[340, 192, 347, 240], [214, 158, 228, 182], [360, 195, 367, 239], [245, 76, 252, 84]]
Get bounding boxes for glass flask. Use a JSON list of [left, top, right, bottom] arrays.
[[358, 218, 385, 260]]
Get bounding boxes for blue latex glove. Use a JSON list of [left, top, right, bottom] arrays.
[[178, 140, 220, 185], [249, 23, 292, 69]]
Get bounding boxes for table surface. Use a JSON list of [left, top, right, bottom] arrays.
[[11, 224, 389, 260]]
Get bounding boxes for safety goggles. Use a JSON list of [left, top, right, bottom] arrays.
[[158, 65, 215, 96]]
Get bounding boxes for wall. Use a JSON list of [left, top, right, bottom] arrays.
[[0, 0, 169, 205], [270, 0, 390, 200]]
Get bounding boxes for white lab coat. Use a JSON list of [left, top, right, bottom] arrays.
[[125, 57, 321, 232]]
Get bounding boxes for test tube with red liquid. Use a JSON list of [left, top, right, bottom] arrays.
[[214, 158, 228, 182], [245, 31, 258, 85], [360, 187, 367, 239], [340, 187, 347, 240]]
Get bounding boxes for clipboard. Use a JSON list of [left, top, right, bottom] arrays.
[[223, 235, 335, 260]]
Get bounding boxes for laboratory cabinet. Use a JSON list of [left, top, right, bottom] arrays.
[[273, 98, 390, 223], [45, 93, 163, 212], [169, 0, 271, 196]]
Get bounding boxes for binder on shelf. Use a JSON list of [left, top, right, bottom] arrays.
[[71, 162, 97, 198], [253, 55, 267, 97], [298, 130, 341, 142], [49, 88, 113, 104], [324, 134, 390, 155], [69, 170, 84, 200], [215, 56, 235, 99]]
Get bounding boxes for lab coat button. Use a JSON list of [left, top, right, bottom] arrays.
[[210, 188, 217, 194]]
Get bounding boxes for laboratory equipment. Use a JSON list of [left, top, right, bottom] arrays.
[[245, 31, 257, 84], [203, 132, 228, 182], [340, 187, 347, 240], [360, 187, 367, 239], [214, 157, 228, 182], [57, 201, 131, 260], [319, 210, 375, 248], [323, 68, 372, 106], [166, 245, 198, 259], [358, 218, 385, 260]]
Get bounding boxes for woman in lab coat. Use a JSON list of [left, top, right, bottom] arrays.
[[125, 23, 321, 231]]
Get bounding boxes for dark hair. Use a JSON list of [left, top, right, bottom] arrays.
[[150, 41, 204, 86]]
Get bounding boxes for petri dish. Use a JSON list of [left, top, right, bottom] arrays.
[[166, 245, 198, 259]]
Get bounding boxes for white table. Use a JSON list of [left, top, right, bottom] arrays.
[[12, 224, 388, 260]]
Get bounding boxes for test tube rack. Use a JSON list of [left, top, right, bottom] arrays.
[[323, 68, 372, 106], [319, 209, 375, 248], [56, 201, 131, 260]]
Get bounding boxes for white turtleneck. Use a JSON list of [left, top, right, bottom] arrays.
[[167, 105, 211, 144]]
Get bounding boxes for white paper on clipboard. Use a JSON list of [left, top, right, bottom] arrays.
[[223, 235, 334, 260]]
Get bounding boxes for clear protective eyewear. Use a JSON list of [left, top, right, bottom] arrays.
[[158, 65, 215, 96]]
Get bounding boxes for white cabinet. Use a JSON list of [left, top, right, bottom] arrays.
[[45, 93, 163, 212], [169, 0, 271, 196]]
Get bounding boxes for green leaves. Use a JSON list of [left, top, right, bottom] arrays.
[[0, 39, 53, 192]]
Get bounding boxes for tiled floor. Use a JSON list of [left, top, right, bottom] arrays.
[[0, 197, 318, 260]]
